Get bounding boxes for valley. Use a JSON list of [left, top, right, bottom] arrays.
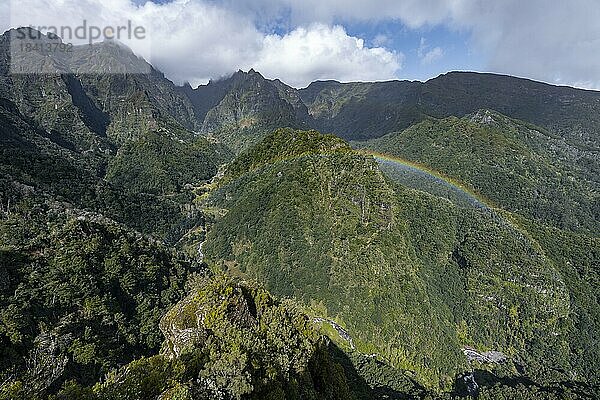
[[0, 28, 598, 400]]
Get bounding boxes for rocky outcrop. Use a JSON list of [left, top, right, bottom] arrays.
[[153, 274, 354, 399]]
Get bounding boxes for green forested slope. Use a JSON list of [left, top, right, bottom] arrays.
[[359, 110, 598, 233], [106, 132, 231, 196], [201, 129, 599, 393], [0, 96, 216, 242], [1, 30, 599, 399], [298, 72, 600, 149], [1, 125, 598, 399], [0, 30, 235, 242], [0, 207, 198, 398]]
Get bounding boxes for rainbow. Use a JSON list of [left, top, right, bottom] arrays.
[[360, 150, 497, 210]]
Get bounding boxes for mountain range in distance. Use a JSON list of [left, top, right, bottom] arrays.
[[0, 29, 599, 400]]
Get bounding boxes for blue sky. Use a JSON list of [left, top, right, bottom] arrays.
[[3, 0, 599, 89], [344, 22, 485, 82]]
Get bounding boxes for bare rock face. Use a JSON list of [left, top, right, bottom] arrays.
[[469, 109, 497, 125], [158, 274, 316, 365], [159, 294, 209, 359], [463, 346, 507, 364], [159, 278, 259, 359]]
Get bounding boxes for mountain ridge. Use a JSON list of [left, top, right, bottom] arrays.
[[183, 67, 600, 150], [5, 28, 599, 152], [1, 28, 599, 399]]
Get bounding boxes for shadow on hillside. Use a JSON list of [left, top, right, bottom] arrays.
[[326, 341, 428, 400], [453, 369, 600, 399]]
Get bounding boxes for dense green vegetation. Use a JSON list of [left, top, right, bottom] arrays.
[[106, 132, 231, 195], [1, 29, 599, 398], [222, 127, 351, 181], [0, 97, 214, 242], [37, 275, 358, 400], [0, 206, 198, 398], [201, 129, 598, 394], [359, 110, 598, 233], [515, 219, 600, 382], [299, 72, 600, 149], [2, 116, 599, 399]]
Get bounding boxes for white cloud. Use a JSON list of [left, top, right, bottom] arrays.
[[5, 0, 265, 84], [417, 37, 443, 65], [372, 34, 390, 47], [216, 0, 600, 89], [256, 25, 402, 87], [2, 0, 402, 88], [456, 0, 600, 90], [422, 47, 444, 65], [3, 0, 599, 89]]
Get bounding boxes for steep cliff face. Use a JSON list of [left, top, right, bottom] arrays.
[[197, 70, 305, 152], [0, 30, 110, 153], [0, 28, 231, 241], [76, 59, 198, 144], [1, 29, 199, 148], [181, 71, 316, 154]]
